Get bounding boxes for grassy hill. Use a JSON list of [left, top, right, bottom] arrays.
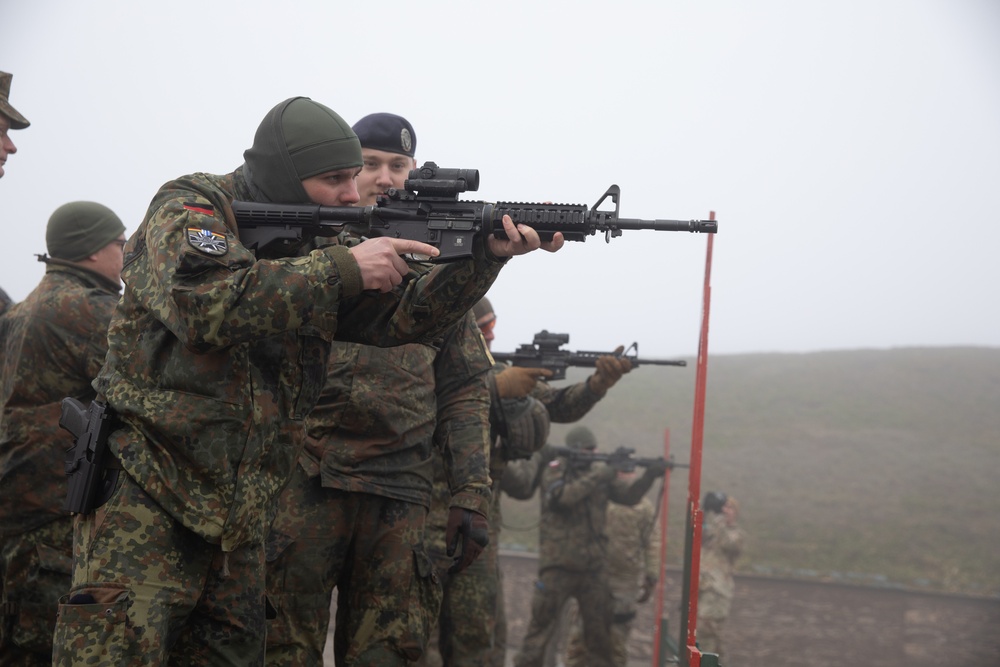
[[498, 346, 1000, 596]]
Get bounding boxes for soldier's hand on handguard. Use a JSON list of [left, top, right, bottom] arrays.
[[643, 457, 671, 478], [588, 346, 632, 396], [487, 215, 564, 258], [350, 238, 440, 292], [495, 366, 553, 399], [446, 508, 490, 574], [608, 446, 636, 473]]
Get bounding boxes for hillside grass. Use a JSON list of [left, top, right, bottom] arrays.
[[498, 347, 1000, 596]]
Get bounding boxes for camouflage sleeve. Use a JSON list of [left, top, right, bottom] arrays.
[[500, 447, 546, 499], [608, 470, 659, 507], [531, 378, 602, 423], [135, 192, 359, 351], [641, 502, 661, 580], [432, 311, 494, 518], [77, 290, 119, 382], [135, 184, 505, 352], [543, 460, 614, 510]]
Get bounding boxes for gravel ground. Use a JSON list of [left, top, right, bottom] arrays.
[[324, 551, 1000, 667]]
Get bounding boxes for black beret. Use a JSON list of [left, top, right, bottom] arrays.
[[352, 113, 416, 157]]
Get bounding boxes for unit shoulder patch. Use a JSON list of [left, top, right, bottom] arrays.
[[186, 227, 228, 256]]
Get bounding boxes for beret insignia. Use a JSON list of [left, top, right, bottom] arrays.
[[187, 227, 228, 256]]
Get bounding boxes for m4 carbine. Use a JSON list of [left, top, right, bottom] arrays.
[[232, 162, 717, 260], [549, 445, 687, 473], [490, 332, 687, 381]]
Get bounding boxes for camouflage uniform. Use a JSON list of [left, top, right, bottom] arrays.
[[512, 455, 661, 667], [564, 497, 660, 667], [0, 258, 120, 665], [51, 167, 504, 666], [697, 510, 744, 660], [420, 369, 605, 667], [0, 287, 12, 315], [264, 309, 493, 667]]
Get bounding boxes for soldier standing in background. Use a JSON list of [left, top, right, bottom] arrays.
[[563, 471, 661, 667], [0, 202, 126, 666], [697, 492, 745, 662], [1, 70, 32, 313], [512, 427, 668, 667], [52, 97, 558, 666], [419, 299, 634, 667], [0, 70, 30, 180], [264, 112, 495, 667]]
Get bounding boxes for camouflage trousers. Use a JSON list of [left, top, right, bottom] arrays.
[[565, 598, 633, 667], [418, 529, 500, 667], [696, 588, 732, 660], [52, 471, 267, 666], [0, 518, 74, 666], [513, 567, 616, 667], [264, 467, 440, 667]]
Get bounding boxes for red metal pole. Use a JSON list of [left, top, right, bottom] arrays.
[[651, 428, 671, 667], [685, 213, 715, 667]]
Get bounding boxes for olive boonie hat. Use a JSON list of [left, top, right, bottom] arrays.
[[46, 201, 125, 261], [352, 113, 416, 157], [0, 72, 30, 129]]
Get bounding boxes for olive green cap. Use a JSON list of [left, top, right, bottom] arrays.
[[243, 97, 362, 203], [565, 425, 597, 450], [46, 201, 125, 261]]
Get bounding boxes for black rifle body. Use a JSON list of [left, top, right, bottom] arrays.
[[490, 330, 686, 381], [232, 162, 717, 260], [59, 398, 116, 515], [549, 445, 686, 473]]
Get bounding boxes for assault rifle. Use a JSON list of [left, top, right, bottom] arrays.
[[233, 162, 717, 260], [490, 332, 687, 381], [549, 445, 688, 473]]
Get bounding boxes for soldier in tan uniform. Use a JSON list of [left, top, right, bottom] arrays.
[[697, 491, 745, 661], [1, 202, 125, 666], [563, 471, 661, 667], [512, 428, 668, 667]]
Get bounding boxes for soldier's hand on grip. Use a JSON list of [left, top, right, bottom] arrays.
[[495, 366, 552, 399], [349, 237, 439, 292], [446, 508, 490, 574]]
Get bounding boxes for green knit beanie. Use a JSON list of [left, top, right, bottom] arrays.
[[565, 426, 598, 451], [46, 201, 125, 261], [243, 96, 362, 203]]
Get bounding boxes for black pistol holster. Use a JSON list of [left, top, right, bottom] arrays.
[[59, 398, 120, 515]]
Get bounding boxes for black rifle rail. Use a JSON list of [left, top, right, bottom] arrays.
[[549, 445, 689, 472], [490, 332, 687, 381]]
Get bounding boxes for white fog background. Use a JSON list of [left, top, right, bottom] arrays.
[[2, 0, 999, 358]]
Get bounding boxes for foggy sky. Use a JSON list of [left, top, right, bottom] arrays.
[[3, 0, 998, 357]]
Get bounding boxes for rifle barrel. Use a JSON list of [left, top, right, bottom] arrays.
[[615, 218, 718, 234]]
